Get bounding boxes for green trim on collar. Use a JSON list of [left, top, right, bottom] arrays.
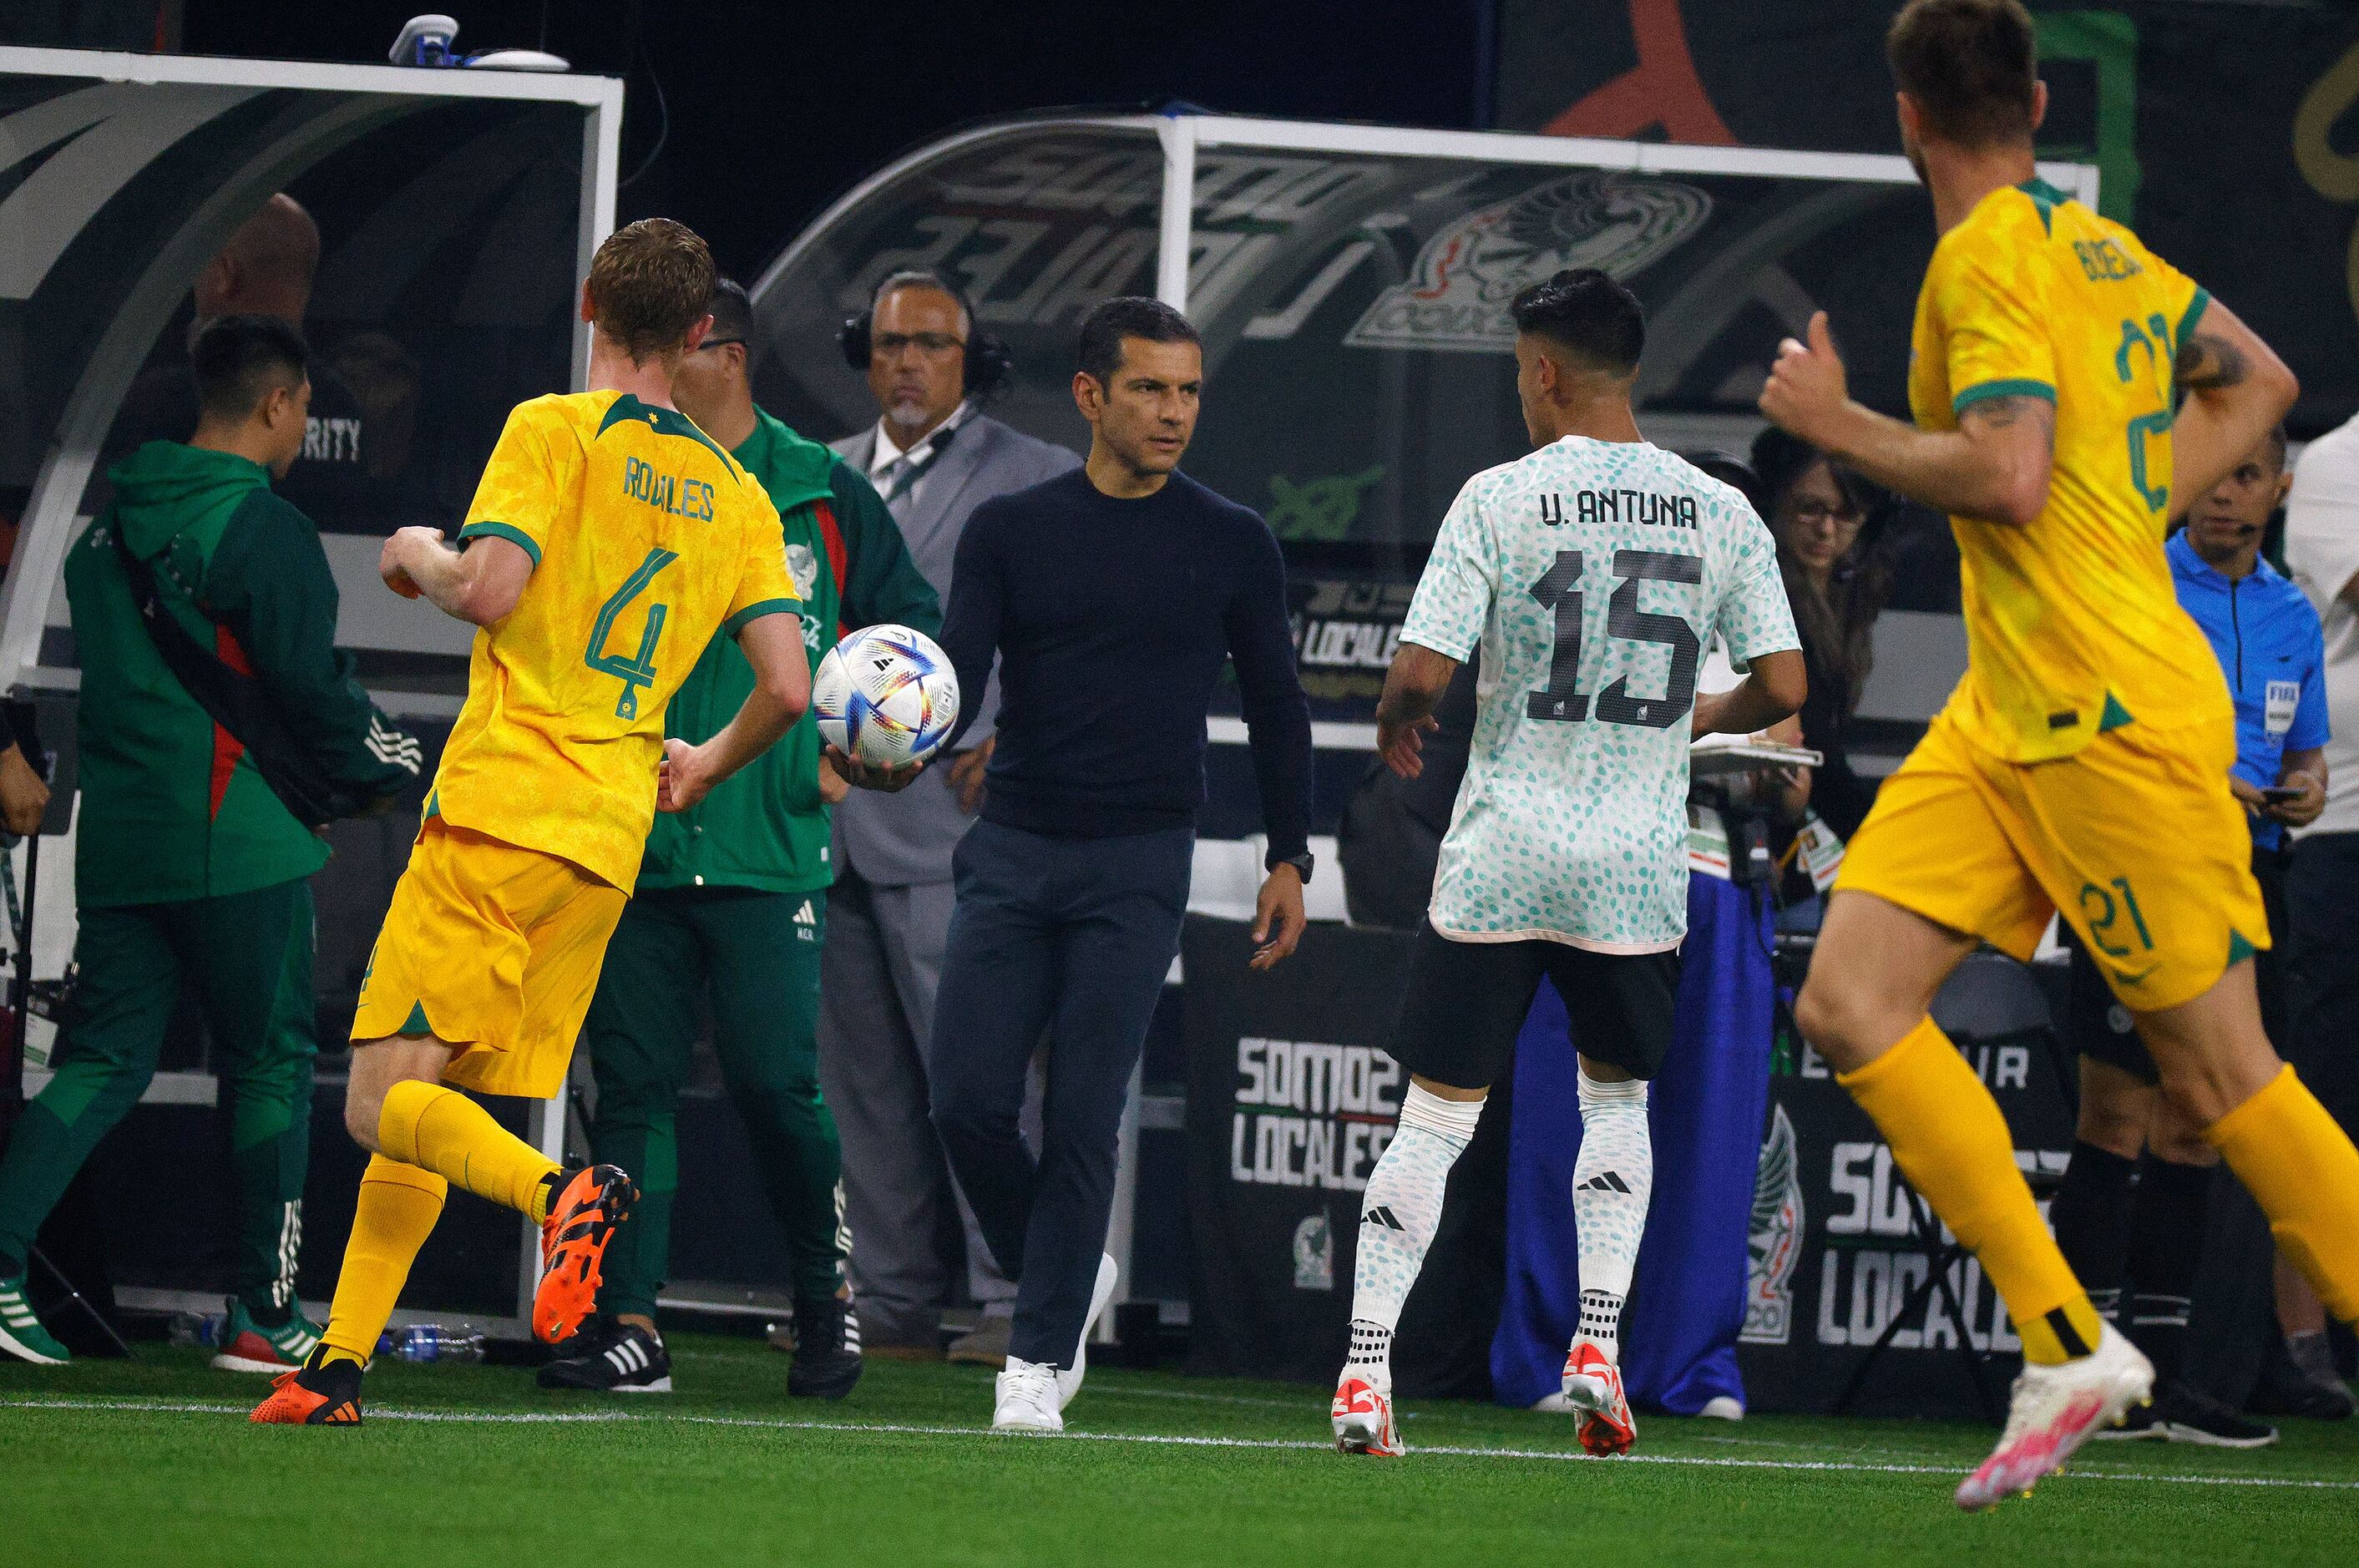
[[596, 393, 737, 478], [721, 597, 800, 637], [2016, 175, 2069, 235], [2174, 287, 2214, 360], [1952, 377, 2057, 416], [456, 520, 542, 566]]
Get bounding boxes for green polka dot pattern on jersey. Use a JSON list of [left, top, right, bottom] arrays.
[[1400, 437, 1800, 951]]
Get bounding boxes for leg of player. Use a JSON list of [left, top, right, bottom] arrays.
[[1561, 1055, 1647, 1457], [2136, 959, 2359, 1331], [2050, 1057, 2152, 1329], [1333, 1075, 1485, 1458], [252, 1034, 633, 1425], [1798, 890, 2150, 1510]]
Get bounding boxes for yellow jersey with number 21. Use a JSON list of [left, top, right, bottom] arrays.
[[1907, 176, 2227, 764], [433, 388, 799, 892]]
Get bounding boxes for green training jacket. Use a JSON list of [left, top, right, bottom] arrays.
[[639, 407, 941, 895], [66, 442, 420, 907]]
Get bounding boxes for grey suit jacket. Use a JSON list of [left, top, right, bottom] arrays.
[[830, 412, 1082, 886]]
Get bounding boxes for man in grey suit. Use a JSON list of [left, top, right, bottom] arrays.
[[826, 270, 1081, 1363]]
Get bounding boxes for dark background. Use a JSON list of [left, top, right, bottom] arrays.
[[176, 1, 1494, 284]]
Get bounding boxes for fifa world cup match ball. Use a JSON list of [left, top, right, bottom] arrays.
[[812, 624, 961, 769]]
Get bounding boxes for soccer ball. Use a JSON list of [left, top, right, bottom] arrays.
[[812, 624, 960, 769]]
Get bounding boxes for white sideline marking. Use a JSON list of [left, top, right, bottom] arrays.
[[3, 1396, 2355, 1492]]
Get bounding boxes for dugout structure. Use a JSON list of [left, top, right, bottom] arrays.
[[0, 45, 622, 1333], [747, 114, 2097, 1326]]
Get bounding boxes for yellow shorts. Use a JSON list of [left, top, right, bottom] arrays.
[[352, 821, 627, 1099], [1835, 709, 2267, 1014]]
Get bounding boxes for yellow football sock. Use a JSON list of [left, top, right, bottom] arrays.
[[1839, 1016, 2104, 1364], [320, 1156, 447, 1367], [378, 1079, 560, 1221], [2207, 1064, 2359, 1323]]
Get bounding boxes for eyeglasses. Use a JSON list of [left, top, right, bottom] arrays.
[[1785, 500, 1864, 529], [694, 337, 747, 352], [871, 330, 965, 359]]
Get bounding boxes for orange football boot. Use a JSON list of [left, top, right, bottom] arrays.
[[249, 1348, 364, 1425], [534, 1164, 639, 1344]]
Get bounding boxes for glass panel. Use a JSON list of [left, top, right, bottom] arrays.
[[751, 124, 1935, 721]]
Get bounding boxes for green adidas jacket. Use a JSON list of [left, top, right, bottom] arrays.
[[66, 442, 420, 908], [638, 407, 941, 895]]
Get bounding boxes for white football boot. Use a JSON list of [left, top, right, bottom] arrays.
[[1332, 1374, 1404, 1457], [1562, 1340, 1636, 1456], [1055, 1252, 1118, 1412], [993, 1356, 1063, 1433], [1955, 1321, 2154, 1511]]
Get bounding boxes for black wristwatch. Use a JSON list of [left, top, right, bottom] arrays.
[[1269, 850, 1315, 885]]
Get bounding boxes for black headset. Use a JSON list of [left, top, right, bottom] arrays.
[[839, 271, 1013, 397]]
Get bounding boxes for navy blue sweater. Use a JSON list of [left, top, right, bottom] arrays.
[[939, 467, 1314, 860]]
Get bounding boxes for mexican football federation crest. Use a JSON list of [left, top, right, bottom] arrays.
[[1741, 1104, 1803, 1345], [1345, 172, 1711, 353], [1293, 1211, 1334, 1292]]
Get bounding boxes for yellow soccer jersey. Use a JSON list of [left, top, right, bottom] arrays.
[[431, 389, 799, 890], [1908, 177, 2230, 763]]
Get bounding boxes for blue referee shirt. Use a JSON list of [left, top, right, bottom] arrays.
[[2167, 529, 2331, 848]]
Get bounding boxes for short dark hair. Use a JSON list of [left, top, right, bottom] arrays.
[[1887, 0, 2039, 150], [2262, 422, 2290, 475], [1510, 268, 1644, 376], [192, 314, 308, 422], [587, 217, 716, 362], [1076, 296, 1199, 386], [873, 270, 973, 333], [706, 276, 753, 346]]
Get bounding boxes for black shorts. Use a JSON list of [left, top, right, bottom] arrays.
[[1386, 922, 1682, 1090]]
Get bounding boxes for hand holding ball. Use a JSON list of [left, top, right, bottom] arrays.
[[813, 625, 961, 773]]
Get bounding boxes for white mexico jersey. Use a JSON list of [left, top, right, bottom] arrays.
[[1400, 436, 1799, 951]]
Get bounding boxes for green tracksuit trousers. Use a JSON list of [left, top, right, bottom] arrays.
[[582, 887, 846, 1314], [0, 878, 316, 1318]]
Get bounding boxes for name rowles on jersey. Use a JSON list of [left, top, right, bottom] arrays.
[[1538, 488, 1701, 530], [622, 455, 716, 521]]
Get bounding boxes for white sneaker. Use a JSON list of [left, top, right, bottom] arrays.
[[1955, 1321, 2154, 1511], [993, 1356, 1063, 1433], [1055, 1252, 1118, 1412]]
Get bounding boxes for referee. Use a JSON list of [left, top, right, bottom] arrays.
[[836, 297, 1314, 1431]]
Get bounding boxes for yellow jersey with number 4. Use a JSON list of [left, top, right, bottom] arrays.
[[433, 388, 799, 891], [1907, 176, 2228, 764]]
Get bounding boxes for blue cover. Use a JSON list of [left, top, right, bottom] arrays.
[[1491, 872, 1777, 1411]]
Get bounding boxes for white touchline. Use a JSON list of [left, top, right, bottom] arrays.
[[3, 1397, 2353, 1493]]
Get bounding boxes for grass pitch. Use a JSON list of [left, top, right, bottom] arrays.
[[5, 1335, 2353, 1565]]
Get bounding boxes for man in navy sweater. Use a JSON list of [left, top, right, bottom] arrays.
[[836, 296, 1314, 1429]]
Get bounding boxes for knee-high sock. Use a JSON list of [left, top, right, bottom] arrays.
[[2050, 1141, 2137, 1322], [2206, 1064, 2359, 1323], [379, 1080, 560, 1222], [1344, 1084, 1483, 1391], [1572, 1066, 1652, 1365], [320, 1156, 446, 1366], [1838, 1017, 2103, 1364], [2124, 1154, 2209, 1382]]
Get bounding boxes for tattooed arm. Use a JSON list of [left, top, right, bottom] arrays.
[[1759, 311, 2054, 527], [2170, 297, 2299, 518]]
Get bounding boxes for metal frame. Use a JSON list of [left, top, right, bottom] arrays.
[[0, 45, 624, 1332]]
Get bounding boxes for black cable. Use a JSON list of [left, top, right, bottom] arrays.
[[616, 0, 668, 192]]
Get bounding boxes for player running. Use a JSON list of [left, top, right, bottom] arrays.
[[1332, 269, 1804, 1459], [252, 219, 812, 1424], [1760, 0, 2359, 1510]]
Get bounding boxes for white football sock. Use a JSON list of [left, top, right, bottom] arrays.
[[1571, 1065, 1652, 1366], [1344, 1083, 1484, 1392]]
